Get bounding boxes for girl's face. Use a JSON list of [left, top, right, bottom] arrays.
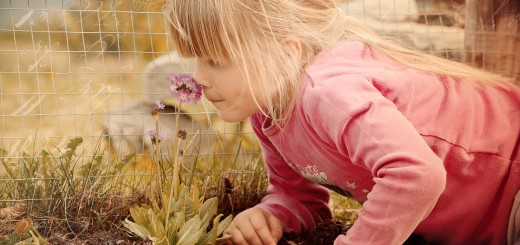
[[193, 58, 262, 122]]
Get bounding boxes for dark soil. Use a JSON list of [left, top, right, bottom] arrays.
[[278, 220, 351, 245], [278, 220, 429, 245]]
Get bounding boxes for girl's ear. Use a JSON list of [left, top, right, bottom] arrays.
[[283, 37, 303, 60]]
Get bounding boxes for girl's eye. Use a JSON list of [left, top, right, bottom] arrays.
[[207, 59, 218, 67], [207, 58, 228, 67], [199, 57, 226, 67]]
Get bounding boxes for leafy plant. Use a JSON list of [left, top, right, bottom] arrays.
[[0, 137, 148, 241], [124, 73, 232, 245], [123, 184, 232, 245], [0, 219, 47, 245]]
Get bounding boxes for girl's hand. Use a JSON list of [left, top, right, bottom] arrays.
[[224, 207, 283, 245]]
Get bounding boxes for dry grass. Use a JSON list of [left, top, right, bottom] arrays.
[[0, 0, 177, 156], [0, 35, 147, 155], [0, 134, 268, 244]]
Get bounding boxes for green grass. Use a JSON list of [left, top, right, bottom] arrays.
[[0, 133, 360, 244], [0, 134, 269, 243]]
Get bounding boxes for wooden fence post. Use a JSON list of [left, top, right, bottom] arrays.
[[464, 0, 520, 84]]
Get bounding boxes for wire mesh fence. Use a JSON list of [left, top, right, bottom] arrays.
[[0, 0, 518, 242], [1, 0, 519, 159], [0, 1, 266, 240], [0, 0, 251, 156]]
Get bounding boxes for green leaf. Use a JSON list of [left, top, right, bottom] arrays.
[[1, 233, 23, 245], [160, 193, 175, 221], [211, 214, 224, 238], [180, 227, 204, 245], [150, 194, 161, 215], [122, 219, 151, 239], [216, 214, 233, 237], [148, 236, 159, 244], [166, 215, 179, 243], [173, 203, 186, 230], [199, 197, 218, 220], [0, 150, 16, 179], [176, 216, 203, 245], [184, 196, 195, 221], [147, 208, 165, 238], [148, 235, 169, 245], [199, 197, 218, 232], [154, 236, 169, 245], [66, 137, 83, 151], [191, 185, 202, 212], [115, 154, 134, 170], [129, 206, 149, 227], [78, 158, 100, 177], [199, 214, 222, 245], [15, 237, 35, 245], [174, 189, 187, 213], [28, 230, 41, 245]]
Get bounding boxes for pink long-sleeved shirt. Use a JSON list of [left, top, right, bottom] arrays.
[[252, 41, 520, 245]]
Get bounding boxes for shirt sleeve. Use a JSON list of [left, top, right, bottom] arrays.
[[302, 74, 447, 245], [249, 114, 333, 234]]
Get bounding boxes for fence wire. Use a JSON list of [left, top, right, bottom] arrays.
[[0, 0, 519, 203]]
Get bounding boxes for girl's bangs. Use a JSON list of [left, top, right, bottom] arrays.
[[167, 0, 232, 63]]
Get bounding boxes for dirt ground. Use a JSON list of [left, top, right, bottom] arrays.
[[279, 220, 429, 245], [39, 220, 429, 245]]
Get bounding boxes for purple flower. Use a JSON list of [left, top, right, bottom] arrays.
[[149, 130, 167, 145], [148, 130, 167, 139], [177, 90, 191, 103], [151, 100, 165, 118], [167, 73, 202, 104], [159, 132, 167, 139], [155, 100, 165, 110]]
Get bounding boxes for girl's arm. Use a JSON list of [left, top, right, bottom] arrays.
[[250, 113, 333, 234], [304, 74, 447, 245]]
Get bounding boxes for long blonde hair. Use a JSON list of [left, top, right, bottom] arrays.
[[165, 0, 510, 124]]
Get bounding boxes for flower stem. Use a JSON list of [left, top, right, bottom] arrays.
[[166, 101, 182, 228], [173, 101, 182, 197], [155, 115, 162, 192]]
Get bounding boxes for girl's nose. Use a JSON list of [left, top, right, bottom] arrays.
[[193, 66, 211, 89]]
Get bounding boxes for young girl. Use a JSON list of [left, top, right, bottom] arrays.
[[165, 0, 520, 244]]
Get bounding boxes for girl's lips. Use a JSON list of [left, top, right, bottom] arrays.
[[207, 98, 223, 103], [209, 99, 225, 108]]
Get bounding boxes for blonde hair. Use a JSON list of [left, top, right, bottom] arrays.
[[165, 0, 510, 124]]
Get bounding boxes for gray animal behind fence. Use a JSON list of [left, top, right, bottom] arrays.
[[104, 53, 218, 159]]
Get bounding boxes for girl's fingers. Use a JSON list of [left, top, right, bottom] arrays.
[[223, 226, 242, 245], [230, 221, 264, 245], [224, 208, 281, 245], [227, 229, 246, 245], [267, 214, 283, 241], [250, 215, 277, 245]]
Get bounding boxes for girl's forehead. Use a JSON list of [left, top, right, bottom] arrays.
[[168, 0, 263, 65]]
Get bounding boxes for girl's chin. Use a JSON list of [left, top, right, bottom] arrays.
[[215, 109, 254, 123], [216, 113, 247, 122]]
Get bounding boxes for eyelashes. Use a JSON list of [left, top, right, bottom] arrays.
[[196, 57, 228, 68], [205, 57, 228, 67], [207, 59, 219, 67]]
